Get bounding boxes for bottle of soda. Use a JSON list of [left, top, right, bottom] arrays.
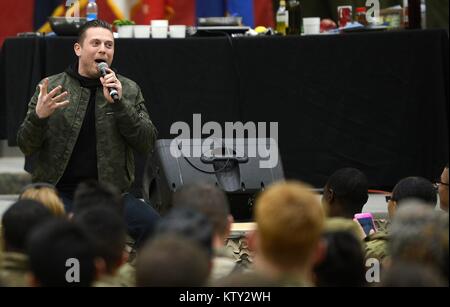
[[86, 0, 98, 22], [276, 0, 288, 35], [286, 0, 302, 35]]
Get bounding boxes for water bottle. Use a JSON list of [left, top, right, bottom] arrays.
[[86, 0, 98, 22]]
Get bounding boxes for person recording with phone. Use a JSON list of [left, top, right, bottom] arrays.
[[17, 20, 159, 248]]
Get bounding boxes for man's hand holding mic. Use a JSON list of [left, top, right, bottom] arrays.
[[98, 62, 122, 103], [36, 78, 70, 119]]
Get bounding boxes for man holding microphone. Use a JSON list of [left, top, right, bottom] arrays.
[[17, 20, 159, 248]]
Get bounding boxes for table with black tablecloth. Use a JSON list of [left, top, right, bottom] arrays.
[[1, 29, 448, 192]]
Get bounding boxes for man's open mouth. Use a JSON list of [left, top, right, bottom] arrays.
[[94, 59, 106, 64]]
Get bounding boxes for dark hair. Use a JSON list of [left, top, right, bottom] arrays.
[[77, 19, 113, 44], [136, 235, 210, 287], [73, 180, 123, 216], [326, 168, 369, 216], [2, 199, 53, 252], [155, 208, 213, 257], [173, 183, 230, 236], [314, 231, 366, 287], [26, 220, 96, 287], [391, 177, 437, 206], [73, 207, 126, 273]]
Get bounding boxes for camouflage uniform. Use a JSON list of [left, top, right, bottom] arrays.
[[0, 252, 30, 287], [115, 263, 136, 287], [214, 270, 311, 287], [364, 230, 389, 263], [17, 73, 157, 193], [225, 236, 253, 270]]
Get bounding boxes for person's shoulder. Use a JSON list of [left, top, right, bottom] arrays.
[[35, 72, 71, 91], [46, 72, 68, 83], [117, 74, 140, 91]]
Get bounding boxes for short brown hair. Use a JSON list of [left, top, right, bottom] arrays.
[[255, 181, 324, 269], [172, 183, 230, 237], [77, 19, 113, 44]]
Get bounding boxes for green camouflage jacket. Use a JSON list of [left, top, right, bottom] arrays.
[[17, 72, 157, 193], [0, 252, 30, 287], [364, 230, 389, 262]]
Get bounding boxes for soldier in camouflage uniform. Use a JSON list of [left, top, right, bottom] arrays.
[[366, 177, 438, 263], [73, 207, 131, 287], [171, 184, 244, 281], [0, 199, 53, 287]]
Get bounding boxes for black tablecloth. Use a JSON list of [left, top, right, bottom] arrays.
[[1, 30, 448, 191]]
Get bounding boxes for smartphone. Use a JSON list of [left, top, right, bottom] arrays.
[[354, 213, 377, 236]]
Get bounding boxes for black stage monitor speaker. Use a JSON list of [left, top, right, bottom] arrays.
[[143, 138, 284, 221]]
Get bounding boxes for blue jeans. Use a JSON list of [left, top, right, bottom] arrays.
[[61, 192, 160, 248]]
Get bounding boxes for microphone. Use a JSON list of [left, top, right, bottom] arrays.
[[97, 62, 120, 102]]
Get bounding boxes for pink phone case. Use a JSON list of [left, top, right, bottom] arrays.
[[354, 213, 377, 232]]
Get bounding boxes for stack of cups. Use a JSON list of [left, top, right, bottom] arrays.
[[169, 25, 186, 38], [303, 17, 321, 35], [151, 20, 169, 38], [134, 25, 150, 38]]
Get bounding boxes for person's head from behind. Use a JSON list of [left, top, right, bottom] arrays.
[[155, 207, 213, 257], [2, 199, 53, 253], [252, 181, 324, 277], [73, 207, 127, 276], [313, 231, 366, 287], [75, 19, 114, 78], [438, 164, 449, 212], [19, 183, 65, 217], [388, 177, 437, 218], [27, 220, 96, 287], [73, 180, 123, 217], [172, 183, 233, 247], [379, 262, 447, 287], [136, 234, 210, 287], [389, 201, 448, 280], [322, 168, 369, 219]]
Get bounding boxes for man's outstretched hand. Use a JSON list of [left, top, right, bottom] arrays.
[[36, 78, 70, 119]]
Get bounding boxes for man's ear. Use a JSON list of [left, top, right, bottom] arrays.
[[312, 239, 327, 267], [388, 200, 397, 219], [94, 257, 107, 279], [74, 42, 81, 57], [327, 188, 335, 204], [119, 250, 128, 268]]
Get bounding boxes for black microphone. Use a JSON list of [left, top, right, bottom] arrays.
[[97, 62, 120, 102]]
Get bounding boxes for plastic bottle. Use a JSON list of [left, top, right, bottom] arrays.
[[86, 0, 98, 22], [276, 0, 288, 35]]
